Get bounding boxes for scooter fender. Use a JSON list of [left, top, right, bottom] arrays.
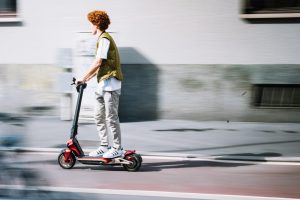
[[61, 148, 72, 162], [124, 150, 136, 156], [66, 139, 81, 156]]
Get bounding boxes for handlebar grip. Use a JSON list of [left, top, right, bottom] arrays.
[[76, 83, 87, 93]]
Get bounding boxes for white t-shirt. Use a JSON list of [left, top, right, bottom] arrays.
[[96, 38, 110, 59], [96, 37, 121, 95]]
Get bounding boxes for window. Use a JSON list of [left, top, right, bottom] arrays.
[[0, 0, 20, 22], [241, 0, 300, 20], [252, 84, 300, 107], [0, 0, 16, 16]]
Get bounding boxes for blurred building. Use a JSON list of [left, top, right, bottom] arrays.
[[0, 0, 300, 122]]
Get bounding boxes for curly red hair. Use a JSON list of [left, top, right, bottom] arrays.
[[87, 10, 110, 31]]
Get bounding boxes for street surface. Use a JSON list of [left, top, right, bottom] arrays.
[[23, 118, 300, 158], [1, 117, 300, 199], [1, 151, 299, 200]]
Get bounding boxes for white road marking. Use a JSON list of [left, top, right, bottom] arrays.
[[145, 156, 300, 166], [3, 147, 300, 166], [0, 185, 297, 200]]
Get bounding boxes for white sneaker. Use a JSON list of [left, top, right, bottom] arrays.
[[103, 147, 123, 158], [88, 146, 108, 157]]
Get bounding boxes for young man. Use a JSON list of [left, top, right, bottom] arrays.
[[78, 10, 123, 158]]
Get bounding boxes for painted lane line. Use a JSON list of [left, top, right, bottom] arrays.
[[0, 185, 297, 200], [3, 147, 300, 166]]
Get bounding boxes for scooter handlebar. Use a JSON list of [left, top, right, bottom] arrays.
[[71, 77, 87, 92]]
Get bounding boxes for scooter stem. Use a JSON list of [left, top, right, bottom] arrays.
[[70, 83, 87, 139]]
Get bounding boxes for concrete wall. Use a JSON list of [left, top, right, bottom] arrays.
[[1, 0, 300, 64], [0, 64, 61, 115], [120, 63, 300, 122]]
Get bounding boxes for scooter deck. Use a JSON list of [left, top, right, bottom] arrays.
[[77, 156, 112, 164], [77, 155, 132, 165], [77, 150, 135, 160]]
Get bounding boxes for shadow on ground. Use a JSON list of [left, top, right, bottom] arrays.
[[156, 140, 300, 153], [68, 159, 254, 172], [214, 152, 282, 162]]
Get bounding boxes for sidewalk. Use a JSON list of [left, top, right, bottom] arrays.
[[9, 117, 298, 162]]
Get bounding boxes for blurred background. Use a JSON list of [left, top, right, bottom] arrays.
[[0, 0, 300, 123], [0, 0, 300, 199]]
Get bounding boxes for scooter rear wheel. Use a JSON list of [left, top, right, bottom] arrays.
[[58, 152, 76, 169], [123, 153, 142, 172]]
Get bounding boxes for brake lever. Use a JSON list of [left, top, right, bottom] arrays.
[[71, 77, 76, 85]]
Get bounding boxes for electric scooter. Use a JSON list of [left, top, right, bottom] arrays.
[[58, 78, 142, 171]]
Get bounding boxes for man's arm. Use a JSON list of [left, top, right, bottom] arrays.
[[79, 57, 102, 83], [85, 70, 98, 82], [78, 37, 110, 83]]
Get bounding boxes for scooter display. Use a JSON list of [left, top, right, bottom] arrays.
[[58, 78, 142, 172]]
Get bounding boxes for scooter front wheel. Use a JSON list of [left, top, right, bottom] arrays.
[[58, 152, 76, 169], [123, 153, 142, 172]]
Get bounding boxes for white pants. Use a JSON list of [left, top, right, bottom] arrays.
[[94, 90, 121, 149]]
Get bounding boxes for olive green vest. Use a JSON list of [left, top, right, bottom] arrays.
[[96, 32, 123, 83]]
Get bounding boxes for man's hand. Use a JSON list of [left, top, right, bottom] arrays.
[[76, 79, 86, 85]]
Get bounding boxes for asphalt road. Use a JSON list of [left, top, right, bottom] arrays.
[[1, 151, 299, 200]]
